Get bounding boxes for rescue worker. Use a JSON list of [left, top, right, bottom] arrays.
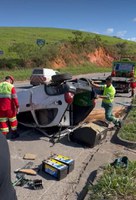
[[90, 76, 121, 127], [0, 133, 17, 199], [130, 78, 136, 97], [0, 76, 19, 139]]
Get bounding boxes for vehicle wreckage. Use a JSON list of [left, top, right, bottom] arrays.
[[17, 73, 100, 140]]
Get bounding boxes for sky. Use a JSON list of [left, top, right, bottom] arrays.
[[0, 0, 136, 41]]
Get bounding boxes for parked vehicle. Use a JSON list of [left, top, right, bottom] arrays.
[[17, 74, 96, 137], [111, 58, 136, 93], [92, 58, 136, 93], [111, 58, 135, 78], [30, 68, 59, 86]]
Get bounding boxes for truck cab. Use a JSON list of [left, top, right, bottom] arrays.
[[111, 58, 136, 93], [111, 58, 136, 78]]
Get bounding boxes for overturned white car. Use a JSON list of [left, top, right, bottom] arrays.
[[17, 74, 96, 137]]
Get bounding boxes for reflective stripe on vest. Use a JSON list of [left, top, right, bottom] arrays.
[[102, 85, 115, 104], [0, 82, 13, 98]]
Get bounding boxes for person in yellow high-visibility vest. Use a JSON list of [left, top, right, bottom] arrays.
[[90, 76, 121, 127], [0, 76, 19, 139]]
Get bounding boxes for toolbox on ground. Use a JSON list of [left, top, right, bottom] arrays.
[[42, 158, 68, 180], [69, 122, 108, 148], [53, 154, 74, 173]]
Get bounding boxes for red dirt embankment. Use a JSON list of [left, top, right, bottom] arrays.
[[52, 47, 114, 69], [87, 48, 114, 67]]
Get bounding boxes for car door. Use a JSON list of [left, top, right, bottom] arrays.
[[17, 89, 33, 113]]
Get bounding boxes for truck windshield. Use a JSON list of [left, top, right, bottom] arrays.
[[114, 63, 134, 71]]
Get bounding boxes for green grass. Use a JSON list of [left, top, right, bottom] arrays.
[[60, 63, 111, 75], [0, 68, 32, 81], [0, 27, 136, 58], [0, 27, 82, 57], [0, 63, 111, 81], [118, 97, 136, 142], [0, 27, 74, 58], [88, 161, 136, 200]]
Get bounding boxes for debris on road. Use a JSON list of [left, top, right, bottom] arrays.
[[15, 168, 37, 175], [13, 173, 43, 190], [23, 153, 37, 160]]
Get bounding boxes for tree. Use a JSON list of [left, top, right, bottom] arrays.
[[116, 42, 127, 58]]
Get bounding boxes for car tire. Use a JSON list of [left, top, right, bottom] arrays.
[[52, 73, 72, 83]]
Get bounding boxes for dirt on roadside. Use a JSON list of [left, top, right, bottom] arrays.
[[85, 106, 126, 122]]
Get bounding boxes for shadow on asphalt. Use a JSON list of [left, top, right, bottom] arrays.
[[6, 126, 43, 141], [77, 169, 97, 200], [6, 125, 86, 149], [110, 128, 136, 150], [55, 136, 88, 149]]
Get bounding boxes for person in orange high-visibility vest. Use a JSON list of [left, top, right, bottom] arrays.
[[0, 76, 19, 139]]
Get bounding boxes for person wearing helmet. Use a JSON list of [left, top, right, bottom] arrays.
[[90, 76, 121, 127], [0, 76, 19, 139]]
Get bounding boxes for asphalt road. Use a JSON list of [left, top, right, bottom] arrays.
[[8, 73, 133, 200]]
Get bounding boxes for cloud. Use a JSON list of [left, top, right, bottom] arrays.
[[133, 18, 136, 22], [127, 37, 136, 42], [92, 31, 100, 34], [106, 28, 114, 34], [116, 30, 127, 37]]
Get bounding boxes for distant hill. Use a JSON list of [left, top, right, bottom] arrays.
[[0, 27, 136, 69]]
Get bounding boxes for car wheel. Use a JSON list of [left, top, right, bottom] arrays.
[[52, 73, 72, 83]]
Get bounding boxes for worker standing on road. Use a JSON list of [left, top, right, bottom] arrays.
[[90, 76, 121, 127], [0, 76, 19, 139], [0, 133, 17, 199], [130, 78, 136, 97]]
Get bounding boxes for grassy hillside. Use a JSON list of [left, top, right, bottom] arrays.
[[0, 27, 136, 58], [0, 27, 136, 81], [0, 27, 80, 56], [0, 27, 125, 46]]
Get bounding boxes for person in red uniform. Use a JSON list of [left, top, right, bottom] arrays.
[[0, 76, 19, 139], [130, 78, 136, 97]]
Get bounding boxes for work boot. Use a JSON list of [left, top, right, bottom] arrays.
[[11, 130, 20, 139], [115, 120, 122, 128]]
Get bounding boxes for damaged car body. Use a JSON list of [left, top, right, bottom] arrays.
[[17, 74, 96, 137]]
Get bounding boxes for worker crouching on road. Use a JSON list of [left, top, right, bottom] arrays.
[[0, 76, 19, 139], [90, 76, 121, 128]]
